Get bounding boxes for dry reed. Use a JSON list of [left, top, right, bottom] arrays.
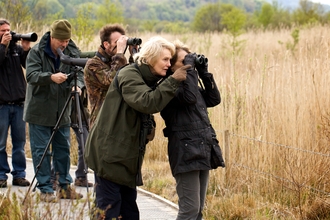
[[5, 25, 330, 219]]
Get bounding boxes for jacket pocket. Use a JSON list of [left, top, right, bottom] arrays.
[[181, 138, 207, 163]]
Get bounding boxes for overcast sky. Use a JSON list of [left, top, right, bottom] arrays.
[[310, 0, 330, 5]]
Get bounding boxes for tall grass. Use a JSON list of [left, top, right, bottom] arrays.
[[141, 26, 330, 219], [6, 25, 330, 219]]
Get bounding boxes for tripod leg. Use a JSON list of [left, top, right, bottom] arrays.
[[22, 91, 73, 205], [73, 91, 91, 209]]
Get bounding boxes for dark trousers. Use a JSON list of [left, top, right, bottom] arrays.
[[94, 174, 139, 220], [72, 125, 88, 179]]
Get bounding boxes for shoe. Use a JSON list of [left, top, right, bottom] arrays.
[[74, 178, 93, 187], [52, 180, 57, 190], [0, 179, 7, 188], [58, 186, 83, 200], [40, 192, 57, 203], [12, 178, 30, 186]]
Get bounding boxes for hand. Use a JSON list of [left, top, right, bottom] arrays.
[[21, 39, 31, 51], [1, 31, 11, 46], [183, 53, 196, 69], [129, 44, 139, 55], [72, 86, 82, 95], [51, 72, 68, 84], [116, 35, 128, 54], [195, 54, 209, 78], [171, 65, 191, 81]]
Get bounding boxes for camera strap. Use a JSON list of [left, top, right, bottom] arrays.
[[96, 52, 109, 63]]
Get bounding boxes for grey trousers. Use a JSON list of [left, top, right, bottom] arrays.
[[174, 170, 209, 220]]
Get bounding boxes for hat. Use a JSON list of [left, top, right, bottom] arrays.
[[50, 19, 71, 40]]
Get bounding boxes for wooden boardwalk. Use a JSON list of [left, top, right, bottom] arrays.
[[1, 157, 178, 220]]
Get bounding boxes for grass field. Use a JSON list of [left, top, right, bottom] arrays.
[[6, 25, 330, 219], [139, 26, 330, 219]]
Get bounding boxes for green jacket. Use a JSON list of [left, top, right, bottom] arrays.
[[23, 32, 84, 126], [84, 63, 180, 188]]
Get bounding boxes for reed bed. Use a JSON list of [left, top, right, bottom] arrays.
[[6, 25, 330, 219]]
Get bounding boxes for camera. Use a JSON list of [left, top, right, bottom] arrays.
[[195, 54, 208, 65], [127, 37, 142, 46], [10, 31, 38, 42]]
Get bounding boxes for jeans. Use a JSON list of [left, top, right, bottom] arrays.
[[174, 170, 209, 220], [94, 174, 139, 220], [29, 123, 72, 193], [0, 104, 27, 180], [72, 124, 88, 179]]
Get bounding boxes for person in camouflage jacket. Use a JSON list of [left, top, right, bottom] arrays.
[[84, 24, 138, 128]]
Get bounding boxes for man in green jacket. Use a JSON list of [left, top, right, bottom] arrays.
[[24, 19, 85, 202], [85, 36, 190, 219]]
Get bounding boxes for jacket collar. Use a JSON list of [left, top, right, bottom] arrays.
[[96, 46, 111, 63], [138, 63, 163, 89]]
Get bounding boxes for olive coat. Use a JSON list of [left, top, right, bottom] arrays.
[[23, 32, 84, 126], [84, 63, 181, 188]]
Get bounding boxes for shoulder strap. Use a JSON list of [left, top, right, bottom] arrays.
[[114, 64, 130, 94], [96, 52, 109, 63]]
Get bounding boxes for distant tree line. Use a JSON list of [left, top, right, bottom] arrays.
[[1, 0, 329, 35]]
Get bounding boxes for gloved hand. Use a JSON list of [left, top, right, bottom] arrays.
[[171, 65, 190, 82], [183, 53, 196, 69], [195, 54, 209, 78]]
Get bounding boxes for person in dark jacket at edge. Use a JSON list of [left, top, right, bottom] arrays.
[[160, 40, 225, 220], [0, 18, 31, 188], [84, 36, 190, 220]]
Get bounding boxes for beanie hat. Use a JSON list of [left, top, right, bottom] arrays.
[[50, 19, 71, 40]]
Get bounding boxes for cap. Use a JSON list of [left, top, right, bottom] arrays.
[[50, 19, 71, 40]]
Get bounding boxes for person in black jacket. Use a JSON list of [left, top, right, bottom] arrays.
[[160, 40, 225, 220], [0, 18, 31, 188]]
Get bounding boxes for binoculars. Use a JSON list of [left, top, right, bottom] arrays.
[[127, 37, 142, 46], [195, 54, 208, 65]]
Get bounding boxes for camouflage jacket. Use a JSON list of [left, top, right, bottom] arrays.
[[84, 46, 128, 127]]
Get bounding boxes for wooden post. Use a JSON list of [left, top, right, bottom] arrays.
[[223, 130, 230, 186]]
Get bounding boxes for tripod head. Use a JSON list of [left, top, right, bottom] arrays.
[[56, 48, 88, 68], [56, 47, 86, 92]]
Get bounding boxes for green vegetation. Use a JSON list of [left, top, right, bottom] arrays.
[[1, 0, 330, 34]]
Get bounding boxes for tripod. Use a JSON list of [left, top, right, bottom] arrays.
[[23, 66, 91, 209]]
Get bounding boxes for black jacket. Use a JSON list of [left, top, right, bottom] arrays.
[[0, 42, 28, 104], [161, 67, 225, 176]]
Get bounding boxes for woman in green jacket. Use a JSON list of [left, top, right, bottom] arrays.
[[85, 36, 190, 219]]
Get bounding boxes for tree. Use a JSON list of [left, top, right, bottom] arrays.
[[258, 3, 274, 30], [33, 0, 64, 21], [95, 0, 124, 30], [70, 3, 97, 49], [192, 3, 223, 32], [292, 0, 321, 25], [221, 6, 246, 39], [0, 0, 32, 29]]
